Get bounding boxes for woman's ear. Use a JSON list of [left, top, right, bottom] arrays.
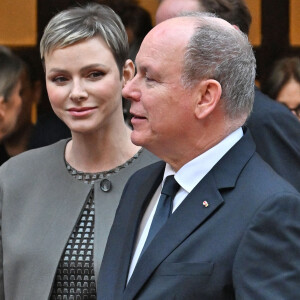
[[194, 79, 222, 119], [122, 59, 135, 88]]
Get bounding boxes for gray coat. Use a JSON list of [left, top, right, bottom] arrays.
[[0, 139, 158, 300]]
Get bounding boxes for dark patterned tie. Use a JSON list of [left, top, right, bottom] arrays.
[[141, 175, 180, 255]]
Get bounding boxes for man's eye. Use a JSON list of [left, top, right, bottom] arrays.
[[145, 75, 154, 82]]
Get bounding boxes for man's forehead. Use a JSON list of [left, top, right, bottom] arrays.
[[146, 17, 196, 46], [135, 26, 190, 75], [136, 14, 234, 71], [136, 23, 191, 67]]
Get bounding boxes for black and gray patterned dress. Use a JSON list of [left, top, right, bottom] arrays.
[[51, 151, 143, 300]]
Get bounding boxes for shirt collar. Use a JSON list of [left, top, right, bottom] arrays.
[[163, 127, 243, 193]]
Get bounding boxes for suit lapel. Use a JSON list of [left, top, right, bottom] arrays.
[[124, 129, 256, 300], [124, 171, 223, 300], [117, 167, 165, 294], [98, 161, 165, 299]]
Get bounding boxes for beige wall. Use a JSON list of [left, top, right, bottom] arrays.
[[245, 0, 261, 46], [0, 0, 37, 47], [0, 0, 299, 48], [290, 0, 300, 46]]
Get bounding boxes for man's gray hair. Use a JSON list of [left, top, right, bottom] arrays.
[[181, 12, 256, 119], [40, 3, 129, 76], [0, 46, 23, 102]]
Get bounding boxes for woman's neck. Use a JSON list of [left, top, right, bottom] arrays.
[[65, 123, 140, 173]]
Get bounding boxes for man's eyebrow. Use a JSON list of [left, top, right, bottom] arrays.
[[136, 64, 147, 73], [137, 64, 155, 75]]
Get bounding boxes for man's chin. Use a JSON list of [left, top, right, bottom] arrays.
[[130, 130, 147, 147]]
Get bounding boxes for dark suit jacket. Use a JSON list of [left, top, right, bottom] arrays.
[[98, 130, 300, 299], [247, 88, 300, 191]]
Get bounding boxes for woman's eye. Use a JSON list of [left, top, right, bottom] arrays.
[[88, 71, 104, 79], [52, 76, 67, 83]]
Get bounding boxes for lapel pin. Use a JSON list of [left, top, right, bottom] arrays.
[[203, 201, 209, 207]]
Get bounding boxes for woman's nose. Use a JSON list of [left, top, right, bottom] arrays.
[[69, 80, 88, 102]]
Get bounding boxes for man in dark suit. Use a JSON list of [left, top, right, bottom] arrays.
[[97, 13, 300, 299], [155, 0, 300, 192]]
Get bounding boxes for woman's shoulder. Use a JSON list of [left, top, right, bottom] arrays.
[[125, 148, 160, 174], [136, 148, 160, 164], [0, 139, 68, 175]]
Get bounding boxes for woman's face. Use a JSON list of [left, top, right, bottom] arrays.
[[45, 37, 130, 135], [277, 78, 300, 120], [0, 80, 22, 141]]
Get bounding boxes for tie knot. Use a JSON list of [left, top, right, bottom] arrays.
[[161, 175, 180, 198]]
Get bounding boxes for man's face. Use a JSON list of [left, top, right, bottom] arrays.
[[0, 80, 22, 142], [122, 18, 197, 157], [11, 69, 36, 135], [156, 0, 203, 24]]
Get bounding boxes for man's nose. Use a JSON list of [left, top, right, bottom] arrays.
[[122, 76, 141, 102]]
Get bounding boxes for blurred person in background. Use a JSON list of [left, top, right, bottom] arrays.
[[97, 0, 153, 60], [0, 46, 23, 165], [263, 56, 300, 121], [0, 3, 158, 299], [1, 46, 44, 165], [155, 0, 300, 191]]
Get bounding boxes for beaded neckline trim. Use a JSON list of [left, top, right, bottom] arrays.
[[65, 148, 143, 184]]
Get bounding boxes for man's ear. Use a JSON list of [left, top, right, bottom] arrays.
[[0, 95, 5, 119], [194, 79, 222, 119], [122, 59, 135, 88]]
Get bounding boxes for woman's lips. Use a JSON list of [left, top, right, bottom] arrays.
[[68, 106, 97, 117]]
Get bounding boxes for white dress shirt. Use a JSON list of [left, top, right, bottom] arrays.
[[127, 127, 243, 282]]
